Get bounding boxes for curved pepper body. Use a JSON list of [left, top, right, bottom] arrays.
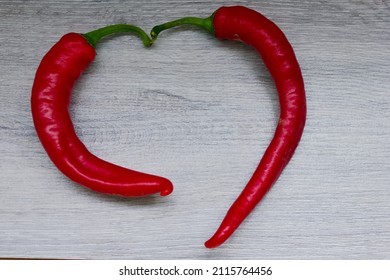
[[31, 33, 173, 196], [204, 6, 306, 248]]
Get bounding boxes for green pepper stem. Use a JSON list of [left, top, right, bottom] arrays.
[[150, 14, 214, 41], [83, 24, 153, 48]]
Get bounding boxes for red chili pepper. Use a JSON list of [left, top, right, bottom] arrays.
[[152, 6, 306, 248], [31, 25, 173, 197]]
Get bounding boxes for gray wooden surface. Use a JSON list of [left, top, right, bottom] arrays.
[[1, 0, 389, 259]]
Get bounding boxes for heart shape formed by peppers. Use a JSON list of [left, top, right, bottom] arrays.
[[31, 6, 306, 248]]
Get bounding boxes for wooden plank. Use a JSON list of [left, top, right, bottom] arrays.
[[1, 0, 389, 259]]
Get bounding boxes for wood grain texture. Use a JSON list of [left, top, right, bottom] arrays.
[[1, 0, 389, 259]]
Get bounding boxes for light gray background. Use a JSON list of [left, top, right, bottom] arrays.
[[1, 0, 389, 259]]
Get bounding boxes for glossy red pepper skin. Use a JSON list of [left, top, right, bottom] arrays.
[[204, 6, 306, 248], [31, 33, 173, 196]]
